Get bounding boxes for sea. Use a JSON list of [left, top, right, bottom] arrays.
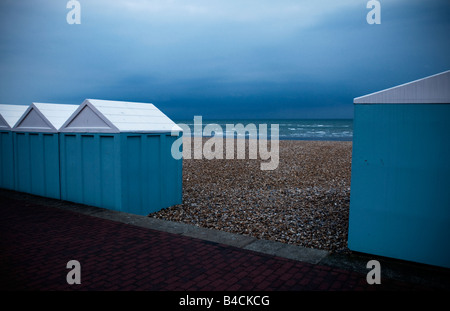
[[173, 119, 353, 141]]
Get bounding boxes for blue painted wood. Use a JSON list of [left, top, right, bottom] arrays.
[[60, 134, 81, 203], [100, 135, 117, 210], [0, 131, 15, 190], [60, 133, 182, 216], [60, 134, 121, 210], [145, 135, 163, 212], [13, 132, 61, 199], [348, 104, 450, 268], [124, 135, 143, 213], [165, 134, 183, 207]]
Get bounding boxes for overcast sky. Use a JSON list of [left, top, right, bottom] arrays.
[[1, 0, 449, 119]]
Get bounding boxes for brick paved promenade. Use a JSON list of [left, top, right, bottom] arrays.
[[0, 193, 447, 292]]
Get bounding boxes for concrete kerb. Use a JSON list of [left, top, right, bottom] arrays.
[[63, 196, 450, 290], [0, 189, 329, 265], [59, 199, 330, 264], [3, 189, 450, 290]]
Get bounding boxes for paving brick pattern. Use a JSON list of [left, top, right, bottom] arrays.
[[0, 196, 429, 291]]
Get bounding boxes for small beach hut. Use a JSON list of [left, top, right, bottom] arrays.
[[59, 99, 183, 216], [348, 70, 450, 268], [0, 104, 28, 190], [12, 103, 79, 199]]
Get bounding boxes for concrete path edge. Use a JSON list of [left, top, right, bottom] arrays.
[[2, 189, 450, 290], [56, 199, 330, 265]]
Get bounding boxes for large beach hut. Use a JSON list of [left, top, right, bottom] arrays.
[[59, 99, 183, 216], [348, 70, 450, 268], [0, 104, 28, 190], [12, 103, 79, 199]]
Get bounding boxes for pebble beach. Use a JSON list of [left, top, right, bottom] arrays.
[[150, 138, 352, 253]]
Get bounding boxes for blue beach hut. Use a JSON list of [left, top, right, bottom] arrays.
[[59, 99, 183, 216], [0, 104, 28, 190], [348, 70, 450, 268], [12, 103, 79, 199]]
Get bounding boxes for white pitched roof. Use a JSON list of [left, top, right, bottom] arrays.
[[0, 104, 29, 130], [354, 70, 450, 104], [13, 103, 79, 133], [61, 99, 183, 133]]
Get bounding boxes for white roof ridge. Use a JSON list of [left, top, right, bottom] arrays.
[[32, 103, 80, 130], [13, 102, 79, 132], [354, 70, 450, 104], [61, 99, 182, 133], [0, 104, 29, 129]]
